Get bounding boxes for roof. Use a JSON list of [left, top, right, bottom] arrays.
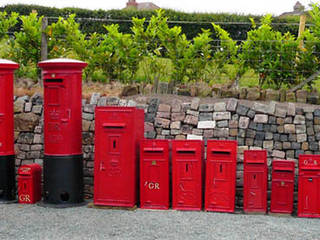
[[137, 2, 160, 10]]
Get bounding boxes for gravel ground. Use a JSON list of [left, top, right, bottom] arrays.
[[0, 203, 319, 240]]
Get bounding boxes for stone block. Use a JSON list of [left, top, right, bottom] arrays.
[[236, 105, 249, 116], [14, 100, 24, 113], [247, 110, 255, 119], [175, 135, 186, 140], [154, 118, 170, 128], [252, 102, 275, 115], [213, 128, 229, 138], [217, 120, 228, 128], [307, 127, 315, 136], [255, 131, 265, 140], [187, 134, 203, 140], [148, 98, 160, 113], [226, 99, 238, 112], [229, 120, 238, 128], [171, 112, 185, 122], [82, 120, 91, 132], [296, 90, 308, 103], [229, 129, 238, 136], [190, 98, 200, 110], [171, 101, 182, 113], [246, 87, 260, 100], [297, 133, 307, 143], [184, 115, 198, 126], [286, 92, 296, 102], [171, 129, 181, 135], [239, 116, 250, 129], [265, 132, 273, 140], [254, 114, 268, 123], [157, 111, 170, 119], [14, 113, 40, 132], [199, 104, 214, 112], [186, 110, 199, 117], [284, 124, 295, 134], [192, 129, 203, 136], [197, 121, 216, 129], [282, 142, 291, 150], [274, 106, 287, 118], [84, 104, 95, 113], [170, 121, 181, 129], [272, 150, 285, 159], [24, 102, 32, 112], [263, 141, 274, 150], [158, 104, 171, 112], [90, 93, 100, 105], [265, 89, 280, 101], [213, 112, 231, 121], [204, 130, 214, 138], [294, 115, 305, 125], [301, 142, 309, 150], [199, 112, 212, 121], [296, 125, 306, 134], [284, 117, 293, 124], [214, 102, 226, 112], [280, 134, 288, 142]]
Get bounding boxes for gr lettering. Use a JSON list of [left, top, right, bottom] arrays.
[[144, 181, 160, 190]]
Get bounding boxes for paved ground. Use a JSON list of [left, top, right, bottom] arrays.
[[0, 203, 319, 240]]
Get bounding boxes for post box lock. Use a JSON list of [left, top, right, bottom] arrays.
[[308, 178, 313, 182]]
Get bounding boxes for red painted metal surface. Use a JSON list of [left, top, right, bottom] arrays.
[[94, 107, 144, 207], [243, 150, 268, 213], [0, 60, 19, 156], [172, 140, 203, 211], [38, 58, 87, 156], [18, 164, 42, 204], [270, 160, 295, 214], [298, 154, 320, 218], [140, 139, 169, 210], [205, 140, 237, 212]]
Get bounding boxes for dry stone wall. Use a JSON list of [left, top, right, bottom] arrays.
[[13, 93, 320, 208]]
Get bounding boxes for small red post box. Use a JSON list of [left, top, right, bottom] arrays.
[[270, 160, 295, 214], [172, 140, 203, 211], [18, 164, 42, 204], [140, 139, 169, 209], [243, 150, 268, 213], [205, 140, 237, 212], [94, 107, 144, 207], [298, 155, 320, 218], [38, 58, 87, 206], [0, 59, 19, 202]]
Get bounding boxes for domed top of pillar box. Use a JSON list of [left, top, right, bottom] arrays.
[[0, 59, 19, 70], [38, 58, 87, 72]]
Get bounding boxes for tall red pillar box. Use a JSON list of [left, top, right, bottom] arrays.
[[38, 59, 87, 206], [140, 139, 169, 209], [94, 107, 144, 207], [0, 59, 19, 202], [298, 155, 320, 218], [270, 160, 295, 214], [172, 140, 203, 211], [205, 140, 237, 212], [243, 150, 268, 213], [18, 164, 42, 204]]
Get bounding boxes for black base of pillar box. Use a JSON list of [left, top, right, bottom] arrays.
[[43, 155, 84, 207], [0, 155, 16, 202]]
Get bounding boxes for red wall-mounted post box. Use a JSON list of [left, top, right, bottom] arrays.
[[0, 59, 19, 202], [38, 58, 87, 206], [205, 140, 237, 212], [298, 155, 320, 218], [270, 160, 295, 214], [94, 107, 144, 207], [172, 140, 203, 211], [140, 139, 169, 210], [243, 150, 268, 213], [18, 164, 42, 204]]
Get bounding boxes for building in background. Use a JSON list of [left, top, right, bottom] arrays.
[[125, 0, 160, 10], [280, 1, 305, 17]]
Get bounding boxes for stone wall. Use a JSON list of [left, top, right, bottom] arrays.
[[13, 93, 320, 208]]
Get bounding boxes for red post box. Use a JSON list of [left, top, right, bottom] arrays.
[[172, 140, 203, 211], [205, 140, 237, 212], [0, 59, 19, 202], [270, 160, 295, 214], [38, 58, 87, 206], [298, 155, 320, 218], [140, 139, 169, 209], [94, 107, 144, 207], [18, 164, 42, 204], [243, 150, 268, 213]]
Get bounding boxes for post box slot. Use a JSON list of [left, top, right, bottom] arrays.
[[143, 147, 164, 153], [211, 150, 231, 155], [176, 148, 196, 154], [103, 123, 126, 129], [45, 78, 63, 83]]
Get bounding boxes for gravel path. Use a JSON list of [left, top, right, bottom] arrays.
[[0, 204, 319, 240]]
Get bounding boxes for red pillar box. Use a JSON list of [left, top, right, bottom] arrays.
[[18, 164, 42, 204], [140, 139, 169, 209], [270, 160, 295, 214], [38, 58, 87, 206], [0, 59, 19, 202], [298, 155, 320, 218], [243, 150, 268, 213], [94, 107, 144, 207], [172, 140, 203, 211], [205, 140, 237, 212]]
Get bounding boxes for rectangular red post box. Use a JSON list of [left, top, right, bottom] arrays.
[[298, 155, 320, 218], [243, 150, 268, 213], [205, 140, 237, 212], [18, 164, 42, 204], [94, 107, 144, 207], [140, 139, 169, 209], [172, 140, 204, 211], [270, 160, 295, 214]]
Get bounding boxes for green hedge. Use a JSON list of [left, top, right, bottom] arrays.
[[1, 4, 304, 39]]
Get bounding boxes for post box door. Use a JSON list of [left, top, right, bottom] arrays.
[[271, 179, 294, 210], [299, 175, 320, 215], [18, 178, 32, 203], [140, 140, 169, 209], [94, 108, 136, 206], [207, 161, 234, 210], [245, 171, 266, 209]]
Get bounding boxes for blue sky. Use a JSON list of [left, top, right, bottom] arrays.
[[0, 0, 315, 15]]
